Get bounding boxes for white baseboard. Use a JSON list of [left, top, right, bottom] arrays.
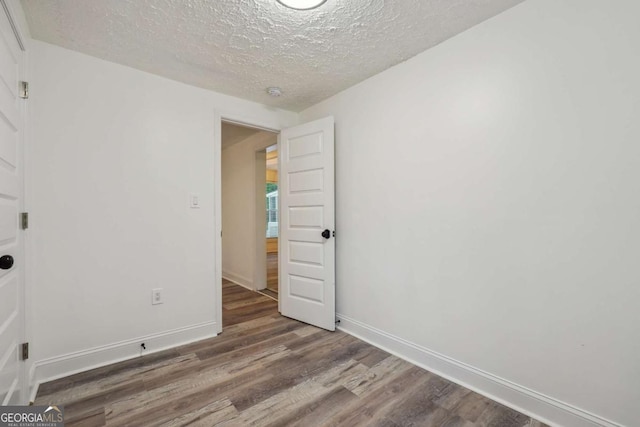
[[30, 320, 218, 403], [222, 271, 253, 290], [336, 314, 621, 427], [28, 362, 37, 403]]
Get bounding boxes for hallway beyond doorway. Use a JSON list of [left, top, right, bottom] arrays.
[[265, 252, 278, 298]]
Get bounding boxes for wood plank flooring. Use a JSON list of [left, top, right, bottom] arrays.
[[35, 280, 548, 427], [266, 252, 278, 295]]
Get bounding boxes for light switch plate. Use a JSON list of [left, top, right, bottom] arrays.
[[152, 288, 163, 305], [190, 194, 201, 209]]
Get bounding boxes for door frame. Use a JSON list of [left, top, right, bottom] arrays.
[[214, 111, 283, 333], [253, 147, 267, 293], [0, 0, 30, 404], [262, 145, 279, 294]]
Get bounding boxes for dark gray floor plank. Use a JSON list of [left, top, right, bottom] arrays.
[[35, 280, 548, 427]]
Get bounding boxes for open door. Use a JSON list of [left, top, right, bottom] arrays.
[[0, 4, 26, 404], [279, 117, 335, 331]]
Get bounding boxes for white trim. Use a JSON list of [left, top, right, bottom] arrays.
[[0, 0, 25, 51], [30, 321, 218, 400], [253, 137, 277, 292], [214, 109, 287, 335], [277, 133, 282, 315], [255, 289, 277, 302], [2, 377, 18, 405], [222, 271, 253, 290], [0, 0, 29, 406], [222, 275, 254, 292], [220, 114, 281, 135], [27, 362, 36, 403], [214, 111, 223, 334], [224, 275, 273, 299], [337, 313, 621, 427]]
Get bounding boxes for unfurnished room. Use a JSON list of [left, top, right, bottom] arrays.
[[0, 0, 638, 426]]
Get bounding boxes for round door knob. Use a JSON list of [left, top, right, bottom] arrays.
[[0, 255, 13, 270], [321, 229, 331, 239]]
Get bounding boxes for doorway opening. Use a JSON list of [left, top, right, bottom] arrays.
[[264, 144, 279, 299], [220, 121, 279, 326], [217, 115, 335, 332]]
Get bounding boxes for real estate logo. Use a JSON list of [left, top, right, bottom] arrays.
[[0, 405, 64, 427]]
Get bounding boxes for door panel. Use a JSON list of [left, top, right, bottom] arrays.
[[0, 4, 24, 406], [289, 241, 323, 266], [279, 116, 335, 331]]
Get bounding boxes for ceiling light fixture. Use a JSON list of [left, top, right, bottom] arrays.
[[276, 0, 327, 10]]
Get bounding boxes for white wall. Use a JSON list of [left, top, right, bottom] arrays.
[[27, 40, 296, 385], [301, 1, 640, 426], [221, 131, 277, 289]]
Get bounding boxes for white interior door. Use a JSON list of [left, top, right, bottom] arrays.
[[0, 4, 25, 406], [279, 116, 335, 331]]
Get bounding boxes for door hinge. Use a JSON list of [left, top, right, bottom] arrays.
[[20, 212, 28, 230], [20, 342, 29, 360], [19, 81, 28, 99]]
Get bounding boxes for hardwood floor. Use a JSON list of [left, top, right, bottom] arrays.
[[35, 280, 548, 427], [266, 251, 278, 295]]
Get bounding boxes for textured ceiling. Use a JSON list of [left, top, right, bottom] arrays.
[[21, 0, 524, 111]]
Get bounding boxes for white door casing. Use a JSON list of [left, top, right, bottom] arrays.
[[0, 1, 25, 406], [279, 116, 335, 331]]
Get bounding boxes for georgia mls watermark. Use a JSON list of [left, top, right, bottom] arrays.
[[0, 406, 64, 427]]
